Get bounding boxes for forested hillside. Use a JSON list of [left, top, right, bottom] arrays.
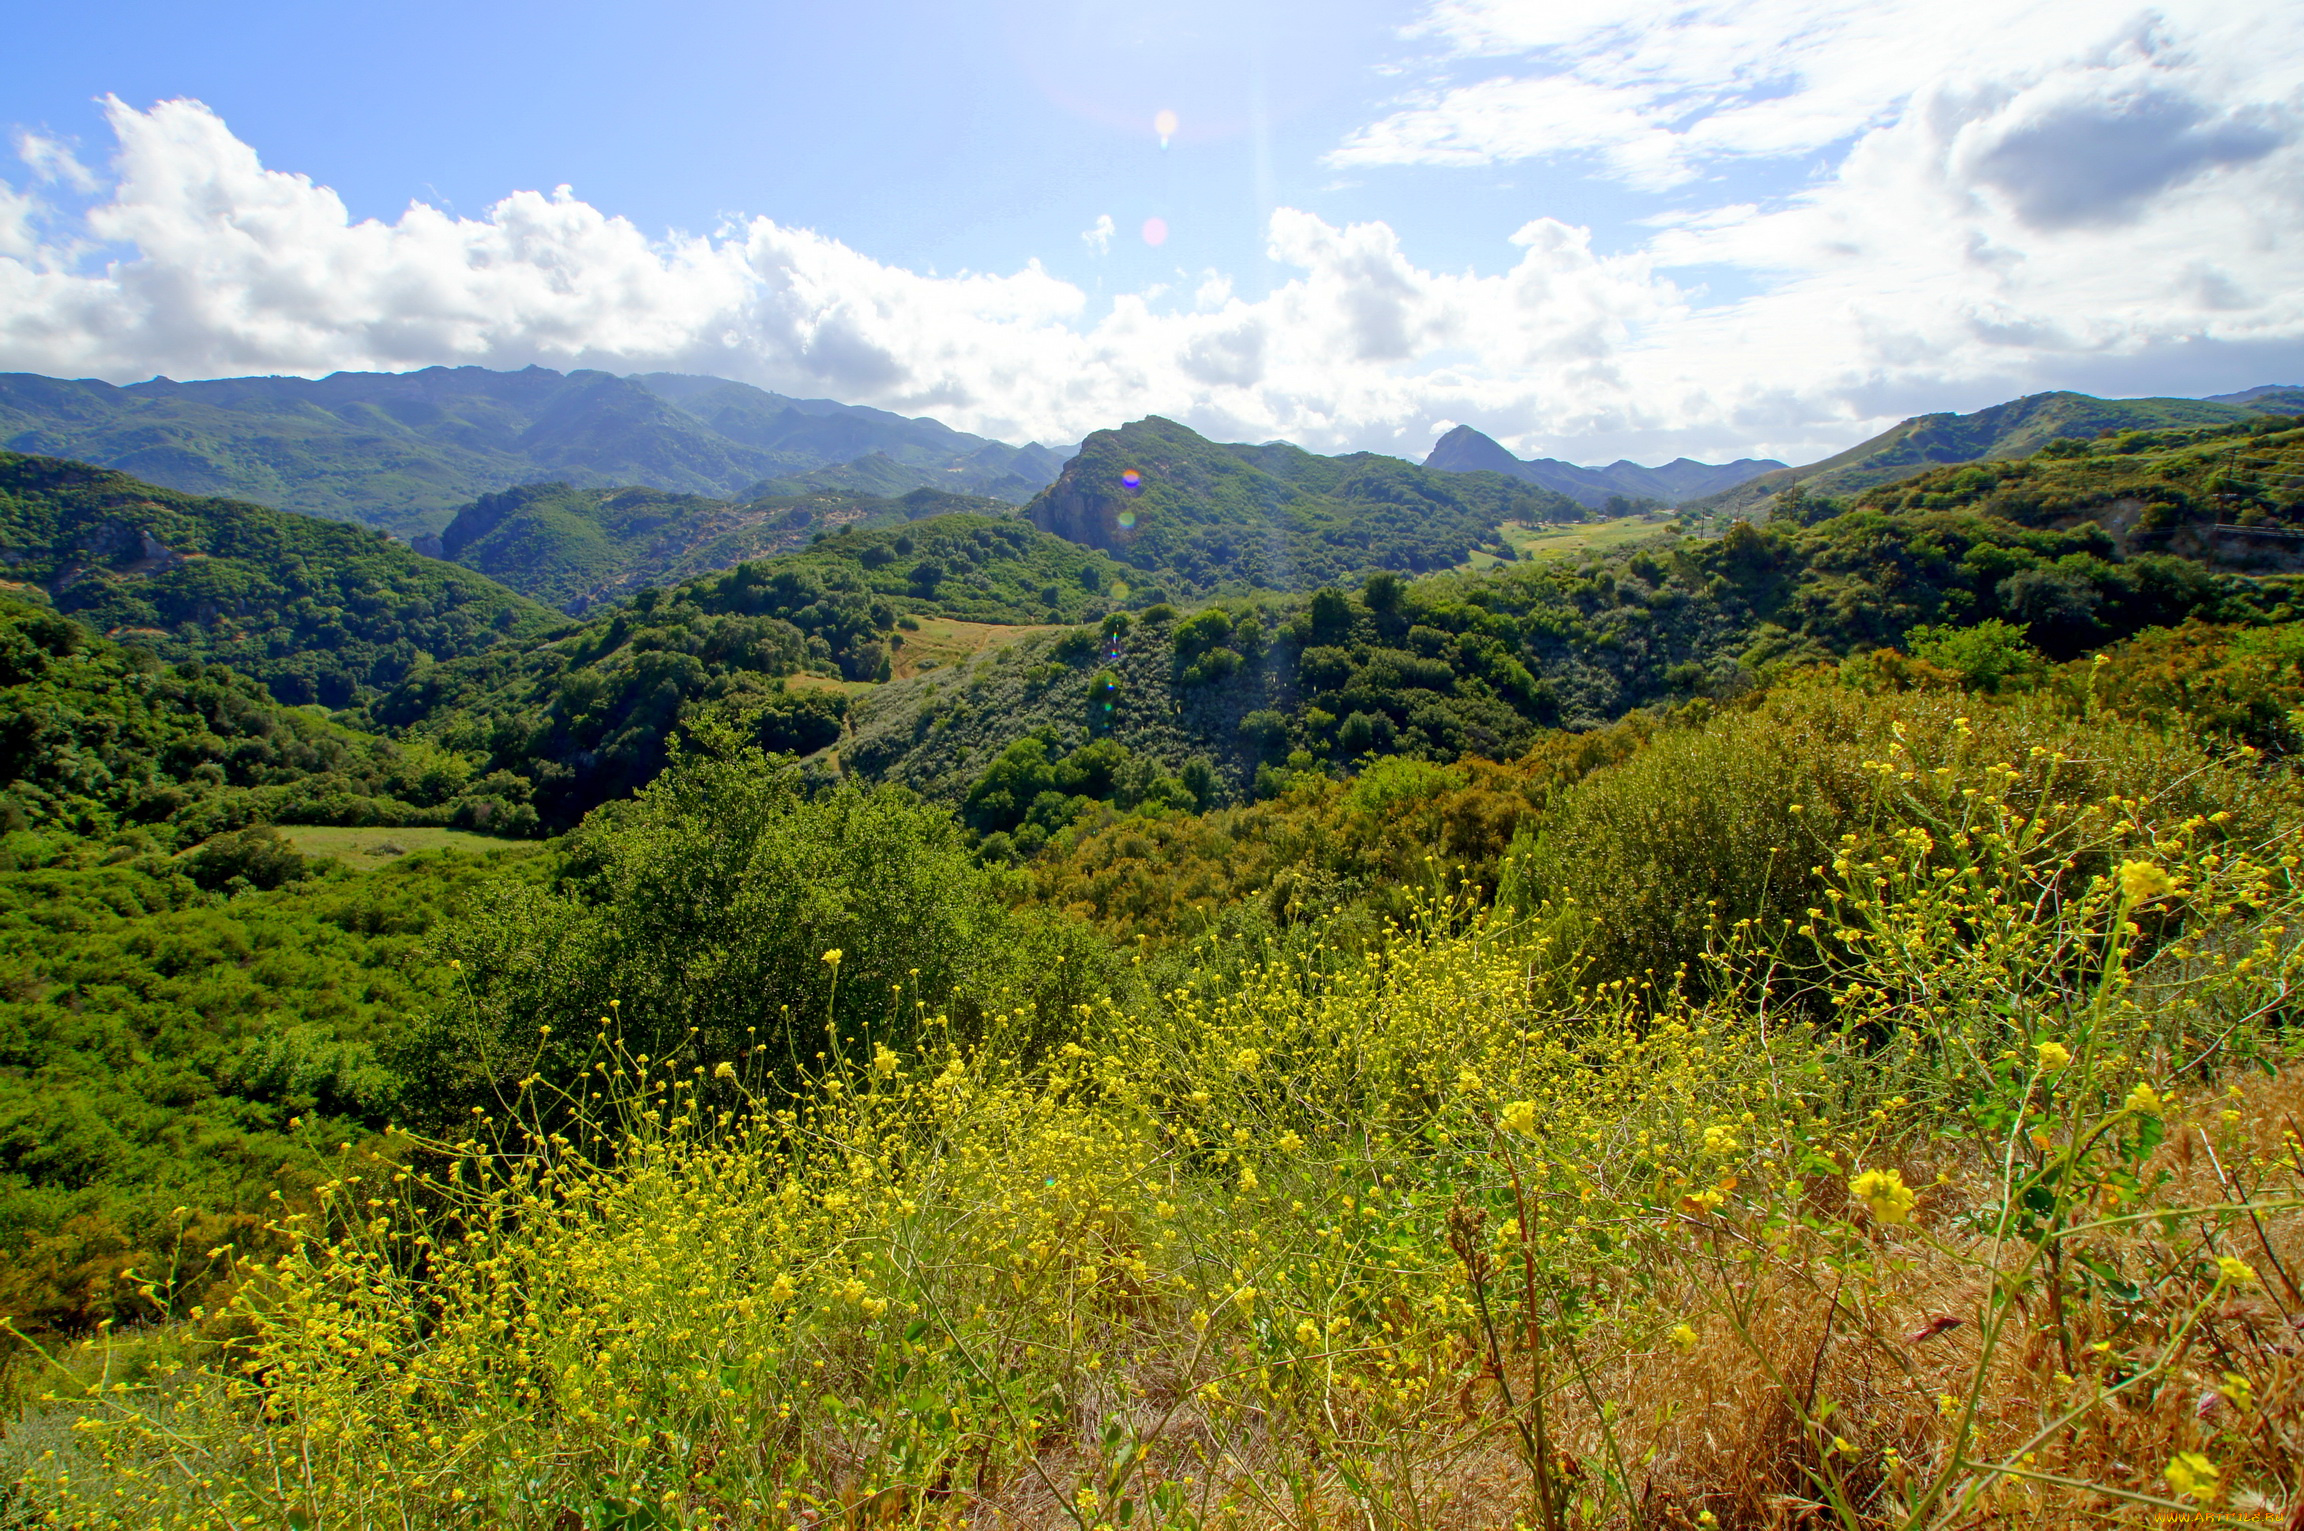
[[434, 480, 1023, 613], [376, 512, 1141, 827], [0, 454, 563, 707], [844, 499, 2284, 820], [1025, 415, 1578, 594], [1692, 386, 2303, 516]]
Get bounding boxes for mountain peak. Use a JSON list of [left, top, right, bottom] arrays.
[[1424, 427, 1785, 508]]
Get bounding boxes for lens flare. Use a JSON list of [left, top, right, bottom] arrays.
[[1121, 469, 1142, 490], [1140, 216, 1167, 247], [1117, 509, 1138, 529], [1153, 109, 1178, 146]]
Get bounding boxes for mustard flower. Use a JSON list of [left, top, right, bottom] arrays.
[[1848, 1168, 1917, 1225], [2119, 860, 2175, 904], [1500, 1100, 1539, 1135], [713, 1061, 736, 1080], [2034, 1040, 2071, 1071], [821, 948, 843, 966], [2125, 1082, 2163, 1114], [2163, 1452, 2220, 1501], [1667, 1323, 1699, 1350], [2215, 1256, 2259, 1287]]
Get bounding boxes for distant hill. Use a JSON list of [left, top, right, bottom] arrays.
[[0, 453, 561, 707], [1424, 425, 1784, 508], [434, 480, 1022, 613], [1687, 388, 2304, 518], [378, 512, 1139, 828], [2205, 385, 2304, 409], [0, 367, 1068, 538], [1023, 416, 1581, 596]]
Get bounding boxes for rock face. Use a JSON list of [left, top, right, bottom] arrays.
[[1026, 471, 1126, 555]]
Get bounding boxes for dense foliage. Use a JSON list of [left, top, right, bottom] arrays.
[[436, 481, 1029, 614], [19, 660, 2302, 1527], [377, 514, 1139, 828], [1025, 415, 1580, 595], [0, 837, 547, 1330], [0, 599, 535, 843], [0, 454, 562, 707], [846, 507, 2290, 810], [1852, 412, 2304, 542]]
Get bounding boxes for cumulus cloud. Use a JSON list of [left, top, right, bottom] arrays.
[[3, 41, 2303, 471]]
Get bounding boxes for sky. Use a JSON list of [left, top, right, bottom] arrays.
[[2, 0, 2301, 468]]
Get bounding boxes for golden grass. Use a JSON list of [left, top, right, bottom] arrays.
[[892, 618, 1066, 681]]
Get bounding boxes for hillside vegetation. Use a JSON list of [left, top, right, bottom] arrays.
[[15, 645, 2301, 1528], [377, 513, 1142, 828], [1025, 416, 1579, 595], [434, 481, 1023, 614], [0, 454, 562, 707], [843, 502, 2284, 818], [4, 403, 2304, 1526], [1693, 388, 2304, 518]]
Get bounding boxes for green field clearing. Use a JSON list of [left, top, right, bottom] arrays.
[[1470, 514, 1686, 568], [280, 825, 518, 867]]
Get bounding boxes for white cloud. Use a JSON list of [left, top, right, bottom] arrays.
[[1081, 213, 1115, 257], [2, 66, 2301, 471]]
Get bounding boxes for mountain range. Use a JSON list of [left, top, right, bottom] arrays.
[[0, 367, 1070, 539], [1423, 425, 1784, 508]]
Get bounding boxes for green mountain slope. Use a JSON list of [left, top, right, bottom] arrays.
[[435, 481, 1022, 613], [0, 367, 1066, 538], [1848, 410, 2304, 566], [1024, 416, 1580, 595], [0, 597, 535, 845], [375, 513, 1139, 828], [0, 455, 563, 708], [1689, 389, 2300, 518], [842, 504, 2291, 818]]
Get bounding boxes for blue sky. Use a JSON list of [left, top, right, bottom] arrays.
[[4, 0, 2301, 466]]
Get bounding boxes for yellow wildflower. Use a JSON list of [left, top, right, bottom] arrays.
[[1500, 1100, 1539, 1135], [1668, 1323, 1699, 1350], [873, 1045, 899, 1077], [821, 948, 843, 966], [1702, 1123, 1739, 1156], [1848, 1168, 1917, 1225], [2215, 1256, 2259, 1287], [2126, 1083, 2162, 1114], [2034, 1040, 2071, 1071], [2119, 860, 2175, 903], [1294, 1319, 1320, 1348], [713, 1061, 736, 1080], [2163, 1452, 2220, 1501], [767, 1274, 795, 1303]]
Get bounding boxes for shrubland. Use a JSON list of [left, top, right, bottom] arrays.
[[0, 455, 561, 708], [7, 653, 2300, 1528]]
